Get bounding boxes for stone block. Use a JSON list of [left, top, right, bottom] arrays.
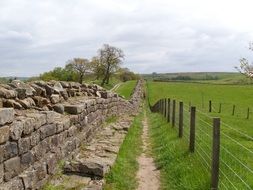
[[64, 104, 85, 114], [19, 170, 37, 190], [50, 94, 60, 104], [3, 142, 18, 160], [4, 157, 21, 181], [0, 164, 3, 183], [0, 88, 17, 99], [40, 124, 56, 140], [53, 104, 64, 114], [20, 151, 34, 170], [25, 113, 46, 130], [41, 111, 60, 124], [0, 126, 9, 144], [18, 137, 30, 155], [34, 162, 47, 181], [0, 108, 14, 126], [9, 121, 23, 141], [30, 132, 40, 147], [46, 154, 57, 175], [3, 99, 23, 109], [0, 177, 24, 190]]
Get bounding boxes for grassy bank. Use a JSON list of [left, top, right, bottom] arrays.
[[147, 109, 209, 190], [104, 110, 143, 190], [115, 80, 137, 99]]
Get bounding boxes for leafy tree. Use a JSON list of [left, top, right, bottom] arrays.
[[67, 58, 90, 84], [118, 67, 140, 82], [98, 44, 124, 86], [90, 56, 105, 80]]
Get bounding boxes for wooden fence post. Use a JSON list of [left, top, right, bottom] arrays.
[[189, 101, 191, 112], [189, 106, 196, 152], [179, 101, 183, 138], [209, 100, 212, 112], [218, 103, 221, 113], [164, 98, 167, 118], [167, 98, 171, 123], [172, 100, 176, 127], [211, 118, 221, 190], [232, 105, 235, 116], [247, 108, 250, 119]]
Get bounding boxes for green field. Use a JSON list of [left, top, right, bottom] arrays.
[[147, 81, 253, 189], [115, 80, 137, 99]]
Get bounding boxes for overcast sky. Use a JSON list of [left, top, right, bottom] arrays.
[[1, 0, 253, 77]]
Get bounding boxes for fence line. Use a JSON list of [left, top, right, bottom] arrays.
[[150, 97, 253, 189]]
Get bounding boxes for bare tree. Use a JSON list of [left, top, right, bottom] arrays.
[[98, 44, 124, 86], [68, 58, 90, 84]]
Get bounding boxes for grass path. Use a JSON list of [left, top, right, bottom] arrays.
[[137, 112, 160, 190]]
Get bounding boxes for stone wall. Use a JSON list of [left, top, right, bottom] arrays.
[[0, 80, 143, 190]]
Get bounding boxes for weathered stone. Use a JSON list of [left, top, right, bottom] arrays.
[[0, 88, 17, 99], [0, 177, 24, 190], [53, 82, 64, 93], [40, 124, 56, 140], [18, 137, 30, 155], [17, 97, 35, 109], [3, 99, 23, 109], [45, 85, 55, 96], [15, 88, 26, 99], [18, 117, 35, 135], [0, 164, 3, 183], [0, 126, 9, 144], [11, 80, 35, 97], [46, 154, 57, 175], [60, 81, 70, 88], [4, 157, 21, 181], [34, 162, 47, 180], [30, 132, 40, 147], [0, 108, 14, 126], [41, 111, 60, 124], [9, 121, 23, 141], [32, 96, 50, 108], [50, 94, 60, 104], [25, 113, 47, 130], [60, 90, 69, 100], [67, 125, 77, 137], [64, 159, 109, 177], [31, 83, 46, 97], [53, 104, 64, 114], [21, 151, 34, 170], [4, 142, 18, 160], [64, 104, 86, 114], [19, 170, 36, 189]]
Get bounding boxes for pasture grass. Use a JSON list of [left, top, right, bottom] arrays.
[[115, 80, 137, 99], [147, 81, 253, 189], [103, 111, 143, 190]]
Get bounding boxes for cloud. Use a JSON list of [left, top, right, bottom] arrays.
[[0, 0, 253, 76]]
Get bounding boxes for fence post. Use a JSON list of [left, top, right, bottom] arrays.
[[211, 118, 221, 190], [160, 99, 163, 115], [189, 106, 196, 152], [172, 100, 176, 127], [218, 103, 221, 113], [167, 98, 171, 123], [209, 100, 212, 112], [164, 98, 167, 118], [179, 102, 183, 138], [247, 108, 250, 119], [232, 105, 235, 116], [189, 101, 191, 112]]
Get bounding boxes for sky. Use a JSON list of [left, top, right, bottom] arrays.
[[1, 0, 253, 77]]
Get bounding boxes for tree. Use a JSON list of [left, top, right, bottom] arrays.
[[67, 58, 90, 84], [236, 42, 253, 78], [118, 67, 140, 82], [98, 44, 124, 86], [90, 56, 105, 80]]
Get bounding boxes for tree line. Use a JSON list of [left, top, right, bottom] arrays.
[[40, 44, 139, 86]]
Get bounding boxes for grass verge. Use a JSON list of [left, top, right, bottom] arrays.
[[115, 80, 137, 99], [147, 108, 210, 190], [103, 111, 143, 190]]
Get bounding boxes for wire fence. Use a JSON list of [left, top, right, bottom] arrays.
[[150, 98, 253, 189]]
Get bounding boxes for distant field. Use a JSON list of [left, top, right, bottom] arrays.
[[147, 81, 253, 189], [115, 80, 137, 99], [143, 72, 253, 85]]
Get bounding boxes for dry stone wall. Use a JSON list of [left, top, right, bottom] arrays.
[[0, 80, 143, 190]]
